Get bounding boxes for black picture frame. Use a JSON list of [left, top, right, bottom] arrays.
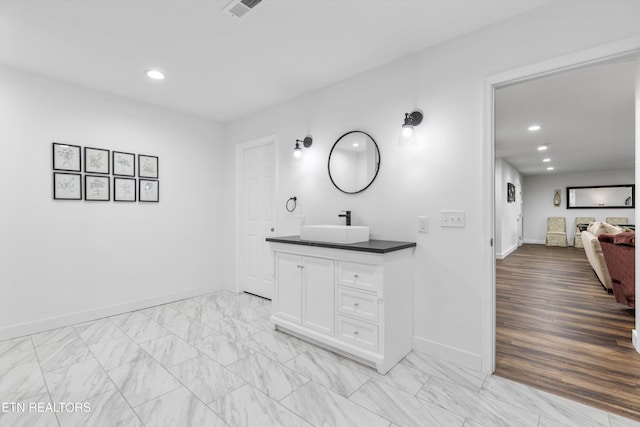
[[84, 175, 110, 201], [84, 147, 110, 174], [52, 142, 81, 172], [53, 172, 82, 200], [113, 151, 136, 177], [138, 154, 159, 179], [139, 179, 159, 202], [114, 177, 137, 202], [507, 182, 515, 203]]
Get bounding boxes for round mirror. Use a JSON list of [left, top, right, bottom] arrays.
[[328, 131, 380, 194]]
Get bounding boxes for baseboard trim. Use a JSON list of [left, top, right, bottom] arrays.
[[413, 336, 482, 372], [0, 285, 222, 341], [496, 243, 518, 260], [523, 239, 546, 245], [633, 330, 639, 353], [523, 239, 576, 247]]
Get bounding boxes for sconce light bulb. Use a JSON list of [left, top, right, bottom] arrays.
[[145, 69, 165, 80], [293, 145, 302, 159], [402, 125, 414, 138]]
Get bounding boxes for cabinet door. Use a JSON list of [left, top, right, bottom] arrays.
[[274, 253, 302, 324], [302, 256, 335, 335]]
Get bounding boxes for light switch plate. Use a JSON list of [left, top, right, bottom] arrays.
[[418, 216, 428, 233], [441, 210, 465, 228]]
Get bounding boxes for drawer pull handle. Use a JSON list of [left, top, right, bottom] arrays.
[[354, 303, 359, 307], [354, 331, 359, 335], [354, 274, 359, 278]]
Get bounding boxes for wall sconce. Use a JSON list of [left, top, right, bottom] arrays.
[[398, 110, 423, 146], [293, 136, 313, 160]]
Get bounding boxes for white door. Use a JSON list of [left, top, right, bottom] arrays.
[[242, 141, 276, 299], [301, 256, 335, 335]]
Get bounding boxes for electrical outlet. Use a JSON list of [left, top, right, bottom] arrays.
[[441, 210, 465, 228], [418, 216, 428, 233]]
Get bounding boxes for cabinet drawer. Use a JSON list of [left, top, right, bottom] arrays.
[[337, 316, 378, 352], [336, 287, 378, 323], [337, 262, 382, 293]]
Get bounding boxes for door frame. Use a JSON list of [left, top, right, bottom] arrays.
[[483, 36, 640, 374], [235, 134, 278, 295]]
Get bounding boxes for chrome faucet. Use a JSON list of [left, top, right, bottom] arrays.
[[339, 210, 351, 226]]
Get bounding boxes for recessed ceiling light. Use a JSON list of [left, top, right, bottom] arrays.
[[145, 69, 165, 80], [543, 158, 551, 162], [528, 125, 541, 131], [547, 166, 554, 171], [353, 143, 359, 147], [537, 145, 548, 151]]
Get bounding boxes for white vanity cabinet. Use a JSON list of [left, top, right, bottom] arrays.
[[268, 237, 415, 374]]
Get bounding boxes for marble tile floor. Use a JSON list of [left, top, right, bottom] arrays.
[[1, 290, 639, 427]]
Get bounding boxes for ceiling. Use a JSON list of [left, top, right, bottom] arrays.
[[495, 59, 637, 176], [0, 0, 552, 123]]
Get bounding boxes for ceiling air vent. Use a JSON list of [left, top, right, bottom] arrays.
[[223, 0, 263, 19]]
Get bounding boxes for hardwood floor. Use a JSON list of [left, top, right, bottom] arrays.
[[495, 244, 640, 421]]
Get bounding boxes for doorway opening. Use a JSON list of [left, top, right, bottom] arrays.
[[491, 49, 640, 418]]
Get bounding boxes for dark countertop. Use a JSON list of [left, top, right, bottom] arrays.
[[266, 236, 416, 254]]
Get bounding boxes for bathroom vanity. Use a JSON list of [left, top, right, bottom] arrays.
[[266, 236, 416, 374]]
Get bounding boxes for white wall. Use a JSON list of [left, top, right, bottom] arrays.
[[523, 168, 635, 245], [223, 1, 640, 371], [495, 159, 523, 258], [0, 66, 226, 339]]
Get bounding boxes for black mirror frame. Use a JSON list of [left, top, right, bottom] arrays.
[[566, 184, 635, 209], [328, 131, 381, 194]]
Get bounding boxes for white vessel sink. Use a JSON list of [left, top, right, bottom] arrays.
[[300, 225, 369, 244]]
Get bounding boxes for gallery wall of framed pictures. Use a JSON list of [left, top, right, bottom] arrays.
[[52, 142, 159, 203]]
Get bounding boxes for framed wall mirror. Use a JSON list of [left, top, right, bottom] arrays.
[[566, 184, 635, 209], [328, 131, 380, 194]]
